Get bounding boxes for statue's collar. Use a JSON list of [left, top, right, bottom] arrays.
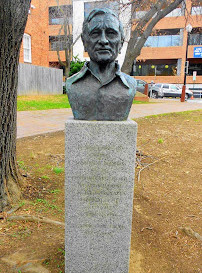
[[78, 61, 130, 88]]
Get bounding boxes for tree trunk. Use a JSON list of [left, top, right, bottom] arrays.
[[64, 61, 70, 80], [0, 0, 30, 211], [121, 37, 138, 74]]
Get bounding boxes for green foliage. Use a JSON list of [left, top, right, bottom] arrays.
[[32, 198, 62, 213], [50, 189, 61, 194], [53, 167, 64, 174], [158, 138, 164, 144], [58, 248, 65, 256], [17, 160, 27, 170], [41, 175, 50, 180], [69, 55, 85, 77], [19, 201, 25, 207]]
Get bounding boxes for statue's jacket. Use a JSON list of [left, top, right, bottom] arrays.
[[66, 62, 137, 121]]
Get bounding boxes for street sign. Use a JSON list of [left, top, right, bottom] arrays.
[[193, 71, 197, 81], [193, 47, 202, 58]]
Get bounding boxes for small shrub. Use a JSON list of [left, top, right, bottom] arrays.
[[69, 56, 85, 77], [53, 167, 64, 174], [17, 160, 27, 170], [50, 189, 61, 194], [158, 138, 164, 144], [41, 175, 50, 180]]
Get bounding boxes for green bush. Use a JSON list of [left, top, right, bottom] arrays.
[[69, 56, 85, 77]]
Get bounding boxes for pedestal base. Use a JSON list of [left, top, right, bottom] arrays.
[[65, 118, 137, 273]]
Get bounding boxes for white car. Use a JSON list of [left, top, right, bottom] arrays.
[[149, 83, 193, 100]]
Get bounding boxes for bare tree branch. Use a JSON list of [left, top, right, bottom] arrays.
[[56, 25, 66, 67]]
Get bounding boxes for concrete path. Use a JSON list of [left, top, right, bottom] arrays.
[[17, 100, 202, 139]]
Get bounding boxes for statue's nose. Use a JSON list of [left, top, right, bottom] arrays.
[[99, 31, 109, 45]]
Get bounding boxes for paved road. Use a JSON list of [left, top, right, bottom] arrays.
[[17, 100, 202, 139]]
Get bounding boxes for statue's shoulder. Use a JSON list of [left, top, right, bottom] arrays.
[[66, 67, 87, 94], [66, 70, 84, 86], [121, 72, 137, 88]]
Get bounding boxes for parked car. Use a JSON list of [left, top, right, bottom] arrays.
[[149, 83, 193, 100], [189, 88, 202, 99]]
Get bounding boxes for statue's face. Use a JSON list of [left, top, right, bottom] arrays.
[[83, 14, 123, 64]]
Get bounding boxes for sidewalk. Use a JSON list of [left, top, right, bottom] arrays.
[[17, 100, 202, 139]]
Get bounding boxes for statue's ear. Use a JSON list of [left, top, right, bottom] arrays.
[[81, 34, 87, 52], [118, 40, 124, 54]]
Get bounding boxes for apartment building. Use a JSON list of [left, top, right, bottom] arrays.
[[19, 0, 49, 67], [19, 0, 202, 88], [19, 0, 72, 70]]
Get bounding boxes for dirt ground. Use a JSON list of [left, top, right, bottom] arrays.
[[0, 110, 201, 273]]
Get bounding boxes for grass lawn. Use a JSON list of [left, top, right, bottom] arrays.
[[17, 94, 149, 111], [17, 95, 71, 111], [144, 109, 202, 119]]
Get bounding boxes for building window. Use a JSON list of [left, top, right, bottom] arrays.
[[23, 34, 32, 63], [133, 4, 184, 19], [188, 28, 202, 45], [165, 7, 182, 17], [49, 35, 73, 51], [84, 1, 119, 18], [144, 29, 181, 47], [191, 0, 202, 15], [133, 10, 147, 19], [132, 59, 178, 76], [187, 60, 202, 76], [49, 5, 73, 25]]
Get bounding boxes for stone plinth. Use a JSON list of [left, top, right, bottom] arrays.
[[65, 118, 137, 273]]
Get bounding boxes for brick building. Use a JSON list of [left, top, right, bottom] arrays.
[[20, 0, 202, 88], [19, 0, 49, 67], [19, 0, 72, 70]]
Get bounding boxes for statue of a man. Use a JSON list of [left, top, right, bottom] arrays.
[[66, 8, 137, 121]]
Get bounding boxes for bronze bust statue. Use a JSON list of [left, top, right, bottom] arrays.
[[66, 8, 137, 121]]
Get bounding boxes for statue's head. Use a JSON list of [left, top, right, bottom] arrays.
[[81, 8, 125, 64]]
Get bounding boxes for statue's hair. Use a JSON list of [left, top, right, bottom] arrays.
[[82, 8, 125, 43]]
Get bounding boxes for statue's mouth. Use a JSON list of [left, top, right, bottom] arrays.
[[96, 49, 111, 53]]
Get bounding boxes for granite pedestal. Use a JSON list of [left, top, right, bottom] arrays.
[[65, 118, 137, 273]]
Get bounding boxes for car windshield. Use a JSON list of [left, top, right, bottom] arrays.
[[170, 85, 178, 90]]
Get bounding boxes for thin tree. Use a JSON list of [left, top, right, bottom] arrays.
[[0, 0, 30, 211], [50, 0, 81, 79]]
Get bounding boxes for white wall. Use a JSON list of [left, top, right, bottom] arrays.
[[73, 0, 85, 60]]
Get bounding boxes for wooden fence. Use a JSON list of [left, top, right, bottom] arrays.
[[18, 63, 63, 95]]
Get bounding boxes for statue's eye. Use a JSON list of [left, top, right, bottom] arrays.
[[90, 31, 100, 38], [106, 30, 117, 38]]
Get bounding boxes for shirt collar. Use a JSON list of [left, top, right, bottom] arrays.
[[79, 61, 130, 88]]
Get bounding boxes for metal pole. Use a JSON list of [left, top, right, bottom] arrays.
[[181, 31, 190, 102], [144, 83, 149, 96]]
